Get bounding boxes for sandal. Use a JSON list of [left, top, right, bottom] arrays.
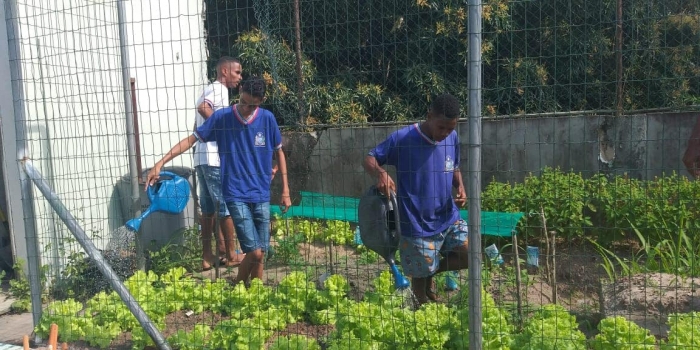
[[425, 277, 439, 302]]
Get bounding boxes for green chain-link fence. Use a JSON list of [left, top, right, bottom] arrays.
[[2, 0, 700, 348]]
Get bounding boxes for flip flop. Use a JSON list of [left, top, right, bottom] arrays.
[[426, 278, 439, 302]]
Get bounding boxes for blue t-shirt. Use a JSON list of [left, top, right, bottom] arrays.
[[368, 123, 461, 237], [194, 105, 282, 203]]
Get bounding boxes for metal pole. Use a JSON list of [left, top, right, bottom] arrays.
[[22, 160, 171, 350], [5, 0, 44, 334], [116, 0, 144, 269], [467, 0, 483, 348], [36, 38, 62, 283]]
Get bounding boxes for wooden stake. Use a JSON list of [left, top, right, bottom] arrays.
[[48, 323, 58, 350], [551, 231, 557, 304], [512, 234, 523, 327], [540, 207, 550, 280], [22, 335, 29, 350]]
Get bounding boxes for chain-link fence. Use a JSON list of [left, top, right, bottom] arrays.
[[2, 0, 700, 348]]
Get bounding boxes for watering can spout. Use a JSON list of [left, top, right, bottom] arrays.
[[125, 207, 153, 232], [389, 263, 410, 290]]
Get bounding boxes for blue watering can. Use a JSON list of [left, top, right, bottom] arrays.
[[125, 171, 191, 232]]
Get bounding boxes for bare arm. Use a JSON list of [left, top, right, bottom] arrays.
[[275, 148, 291, 212], [453, 169, 467, 208], [197, 101, 215, 119], [363, 155, 395, 197], [145, 134, 197, 188]]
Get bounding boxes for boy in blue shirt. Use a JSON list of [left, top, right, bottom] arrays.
[[363, 93, 468, 305], [146, 76, 291, 285]]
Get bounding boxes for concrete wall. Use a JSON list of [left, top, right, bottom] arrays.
[[278, 112, 699, 200], [2, 0, 208, 273]]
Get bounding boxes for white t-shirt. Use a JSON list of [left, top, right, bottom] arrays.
[[193, 81, 229, 167]]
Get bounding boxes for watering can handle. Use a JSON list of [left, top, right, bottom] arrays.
[[388, 190, 401, 236], [146, 171, 180, 201]]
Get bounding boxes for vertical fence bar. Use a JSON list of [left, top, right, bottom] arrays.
[[467, 0, 483, 348], [117, 0, 144, 269], [21, 159, 171, 350], [36, 38, 62, 283], [4, 0, 44, 332]]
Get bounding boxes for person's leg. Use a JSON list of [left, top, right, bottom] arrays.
[[196, 166, 216, 270], [203, 165, 243, 265], [220, 217, 245, 265], [216, 225, 226, 257], [399, 234, 443, 305], [227, 202, 261, 285], [249, 202, 270, 280], [437, 219, 470, 274]]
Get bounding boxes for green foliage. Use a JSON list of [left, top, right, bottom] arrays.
[[449, 288, 513, 350], [207, 0, 700, 122], [269, 335, 322, 350], [482, 167, 592, 238], [35, 264, 700, 349], [168, 324, 211, 350], [590, 316, 656, 350], [270, 232, 305, 266], [8, 260, 31, 312], [512, 304, 587, 350], [663, 312, 700, 349], [146, 227, 202, 276], [483, 170, 700, 250]]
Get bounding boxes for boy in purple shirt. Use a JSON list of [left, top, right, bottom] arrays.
[[363, 93, 469, 305], [146, 76, 291, 286]]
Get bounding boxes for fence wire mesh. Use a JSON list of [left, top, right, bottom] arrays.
[[2, 0, 700, 349]]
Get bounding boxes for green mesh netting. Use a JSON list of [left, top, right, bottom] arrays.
[[270, 192, 524, 237]]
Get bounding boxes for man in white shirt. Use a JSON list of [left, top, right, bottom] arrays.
[[194, 56, 244, 270]]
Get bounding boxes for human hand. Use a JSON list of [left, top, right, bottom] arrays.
[[376, 171, 396, 198], [279, 192, 291, 213], [145, 163, 163, 190], [271, 165, 278, 182], [454, 187, 467, 208]]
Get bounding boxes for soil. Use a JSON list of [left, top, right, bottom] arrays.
[[9, 238, 700, 349]]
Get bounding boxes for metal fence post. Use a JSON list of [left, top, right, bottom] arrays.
[[467, 0, 483, 348]]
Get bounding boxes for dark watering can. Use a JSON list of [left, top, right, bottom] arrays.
[[357, 186, 410, 290], [125, 171, 191, 232]]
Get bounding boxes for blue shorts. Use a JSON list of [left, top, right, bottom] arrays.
[[399, 219, 469, 278], [226, 201, 270, 253], [196, 165, 229, 217]]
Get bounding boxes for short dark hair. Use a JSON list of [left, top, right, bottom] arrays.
[[430, 94, 461, 119], [215, 56, 240, 72], [241, 76, 266, 99]]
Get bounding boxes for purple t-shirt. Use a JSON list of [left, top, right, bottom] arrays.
[[368, 123, 461, 237], [194, 105, 282, 203]]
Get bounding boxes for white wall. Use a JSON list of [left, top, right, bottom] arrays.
[[12, 0, 128, 274], [125, 0, 208, 170], [4, 0, 208, 273]]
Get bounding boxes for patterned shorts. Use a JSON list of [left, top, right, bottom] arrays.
[[399, 219, 469, 278]]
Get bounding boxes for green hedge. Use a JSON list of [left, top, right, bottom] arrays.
[[482, 168, 700, 244]]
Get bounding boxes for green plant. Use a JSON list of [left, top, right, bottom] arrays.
[[355, 245, 381, 265], [147, 227, 202, 276], [270, 233, 305, 266], [168, 324, 211, 350], [269, 334, 322, 350], [323, 220, 354, 245], [448, 287, 513, 349], [590, 316, 656, 349], [512, 304, 587, 350], [8, 260, 31, 312], [663, 312, 700, 349], [482, 167, 593, 240]]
